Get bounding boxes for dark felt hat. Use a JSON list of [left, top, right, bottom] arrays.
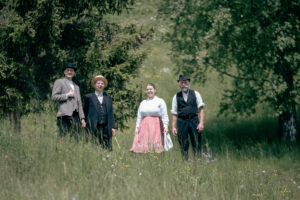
[[177, 74, 190, 82], [62, 62, 77, 72]]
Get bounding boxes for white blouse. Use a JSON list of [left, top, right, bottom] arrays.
[[136, 96, 169, 129]]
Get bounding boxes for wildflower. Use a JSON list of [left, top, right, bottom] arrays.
[[280, 188, 291, 196], [252, 193, 263, 198], [262, 170, 266, 173], [106, 154, 110, 158], [139, 172, 142, 176], [202, 152, 212, 158], [211, 158, 217, 162], [111, 164, 114, 167], [102, 157, 106, 161]]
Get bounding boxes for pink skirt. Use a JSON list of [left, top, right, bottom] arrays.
[[130, 116, 164, 153]]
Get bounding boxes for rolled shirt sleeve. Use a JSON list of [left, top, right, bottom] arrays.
[[195, 91, 205, 108], [170, 94, 178, 115]]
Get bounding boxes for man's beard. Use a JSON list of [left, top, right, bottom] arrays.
[[180, 86, 189, 93]]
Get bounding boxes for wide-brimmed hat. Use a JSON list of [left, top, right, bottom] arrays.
[[91, 75, 108, 88], [62, 62, 77, 72], [177, 74, 190, 82]]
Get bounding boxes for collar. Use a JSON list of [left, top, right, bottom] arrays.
[[182, 89, 189, 95], [95, 91, 103, 97], [64, 77, 73, 81], [147, 96, 156, 101]]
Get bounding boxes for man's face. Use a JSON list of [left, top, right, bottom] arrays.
[[64, 68, 75, 79], [95, 80, 105, 92], [179, 80, 190, 93]]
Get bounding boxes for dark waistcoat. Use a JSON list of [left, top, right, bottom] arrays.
[[176, 90, 198, 118], [97, 100, 108, 123]]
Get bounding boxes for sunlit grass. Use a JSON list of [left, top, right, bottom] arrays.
[[0, 112, 299, 200]]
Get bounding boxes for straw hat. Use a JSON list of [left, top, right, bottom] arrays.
[[91, 75, 108, 88]]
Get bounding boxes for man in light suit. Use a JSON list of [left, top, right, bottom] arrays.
[[51, 63, 86, 137], [84, 75, 116, 151]]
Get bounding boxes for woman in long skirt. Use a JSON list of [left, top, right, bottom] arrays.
[[130, 83, 169, 153]]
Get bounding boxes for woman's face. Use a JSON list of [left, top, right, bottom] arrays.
[[146, 85, 156, 99]]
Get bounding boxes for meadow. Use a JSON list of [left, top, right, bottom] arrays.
[[0, 109, 299, 200], [1, 0, 300, 199]]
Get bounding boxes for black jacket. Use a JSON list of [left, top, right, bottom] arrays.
[[84, 92, 116, 136]]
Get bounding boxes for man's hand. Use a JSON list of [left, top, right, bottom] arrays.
[[171, 114, 178, 136], [81, 119, 86, 127], [197, 123, 204, 133], [66, 90, 75, 98], [172, 126, 177, 136], [112, 128, 116, 136]]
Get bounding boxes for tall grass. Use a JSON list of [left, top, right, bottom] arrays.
[[0, 111, 299, 200]]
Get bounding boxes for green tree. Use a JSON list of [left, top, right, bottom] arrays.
[[161, 0, 299, 141], [0, 0, 148, 130]]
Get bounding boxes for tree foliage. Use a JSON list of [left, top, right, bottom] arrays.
[[161, 0, 299, 140], [0, 0, 149, 130]]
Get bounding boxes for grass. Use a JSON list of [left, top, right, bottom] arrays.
[[0, 111, 299, 200]]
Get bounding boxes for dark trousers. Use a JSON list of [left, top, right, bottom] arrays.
[[57, 112, 80, 137], [95, 123, 112, 151], [177, 117, 201, 159]]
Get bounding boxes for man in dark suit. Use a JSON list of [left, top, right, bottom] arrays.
[[51, 63, 86, 137], [84, 75, 116, 151]]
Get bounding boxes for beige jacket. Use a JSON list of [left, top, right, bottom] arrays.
[[51, 78, 84, 119]]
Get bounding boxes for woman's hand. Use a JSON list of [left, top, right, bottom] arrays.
[[164, 127, 169, 134]]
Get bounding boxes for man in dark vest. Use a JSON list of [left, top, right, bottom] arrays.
[[171, 74, 205, 160], [84, 75, 116, 151]]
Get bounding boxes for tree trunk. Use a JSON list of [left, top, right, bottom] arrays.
[[278, 103, 297, 141], [10, 110, 21, 133]]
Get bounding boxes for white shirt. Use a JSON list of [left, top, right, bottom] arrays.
[[171, 90, 205, 115], [136, 96, 169, 129], [67, 80, 75, 91], [95, 91, 103, 104]]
